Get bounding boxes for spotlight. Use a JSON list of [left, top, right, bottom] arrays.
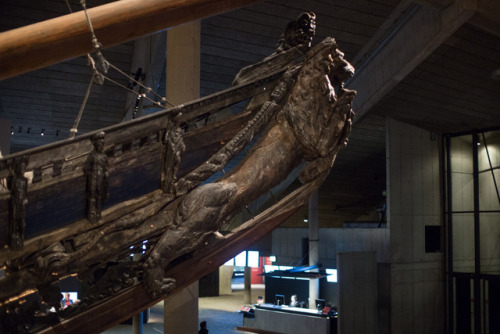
[[10, 127, 14, 135], [41, 129, 45, 136]]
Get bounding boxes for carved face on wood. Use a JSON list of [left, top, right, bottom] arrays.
[[284, 37, 356, 160]]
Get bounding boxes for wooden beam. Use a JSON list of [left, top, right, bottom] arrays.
[[413, 0, 454, 8], [469, 13, 500, 37], [351, 0, 413, 67], [476, 0, 500, 24], [469, 0, 500, 37], [348, 0, 474, 122], [0, 0, 262, 81]]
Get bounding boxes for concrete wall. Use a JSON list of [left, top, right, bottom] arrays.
[[272, 227, 389, 324], [387, 118, 444, 333], [272, 227, 390, 268], [337, 251, 378, 334]]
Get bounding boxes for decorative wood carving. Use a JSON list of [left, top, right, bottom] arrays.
[[9, 156, 29, 250], [161, 114, 186, 195], [144, 35, 356, 297], [276, 12, 316, 53], [85, 132, 109, 224]]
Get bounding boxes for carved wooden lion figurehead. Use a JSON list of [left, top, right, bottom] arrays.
[[283, 37, 356, 161]]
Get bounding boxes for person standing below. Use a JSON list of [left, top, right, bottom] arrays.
[[198, 320, 208, 334], [290, 294, 299, 307]]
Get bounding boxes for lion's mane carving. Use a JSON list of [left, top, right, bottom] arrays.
[[284, 37, 355, 161]]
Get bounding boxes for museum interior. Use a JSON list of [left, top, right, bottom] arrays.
[[1, 0, 500, 333]]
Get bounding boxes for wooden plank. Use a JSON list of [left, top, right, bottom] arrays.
[[0, 0, 263, 80], [0, 68, 282, 178], [348, 1, 474, 122], [0, 189, 164, 264]]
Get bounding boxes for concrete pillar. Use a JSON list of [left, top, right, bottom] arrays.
[[164, 282, 199, 334], [219, 266, 234, 295], [163, 21, 200, 334], [337, 252, 377, 334], [244, 266, 252, 304], [132, 312, 143, 334], [308, 190, 319, 309]]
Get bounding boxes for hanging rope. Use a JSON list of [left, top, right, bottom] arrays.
[[108, 62, 172, 107], [69, 72, 96, 139], [65, 0, 173, 138]]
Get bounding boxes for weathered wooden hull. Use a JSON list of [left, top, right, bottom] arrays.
[[0, 11, 356, 334]]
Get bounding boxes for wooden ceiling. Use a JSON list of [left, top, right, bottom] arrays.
[[1, 0, 500, 228]]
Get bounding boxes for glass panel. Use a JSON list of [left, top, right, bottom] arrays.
[[478, 130, 500, 212], [452, 213, 475, 273], [450, 135, 474, 213], [480, 212, 500, 274]]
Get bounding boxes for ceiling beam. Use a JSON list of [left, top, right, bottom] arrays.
[[476, 0, 500, 24], [469, 0, 500, 37], [469, 13, 500, 37], [0, 0, 262, 81], [351, 0, 414, 68], [347, 0, 475, 122]]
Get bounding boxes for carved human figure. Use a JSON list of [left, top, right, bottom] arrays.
[[276, 12, 316, 53], [9, 156, 29, 250], [85, 131, 109, 224], [162, 123, 186, 194], [143, 36, 356, 298]]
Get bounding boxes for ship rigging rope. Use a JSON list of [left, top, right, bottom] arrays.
[[64, 0, 173, 139]]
